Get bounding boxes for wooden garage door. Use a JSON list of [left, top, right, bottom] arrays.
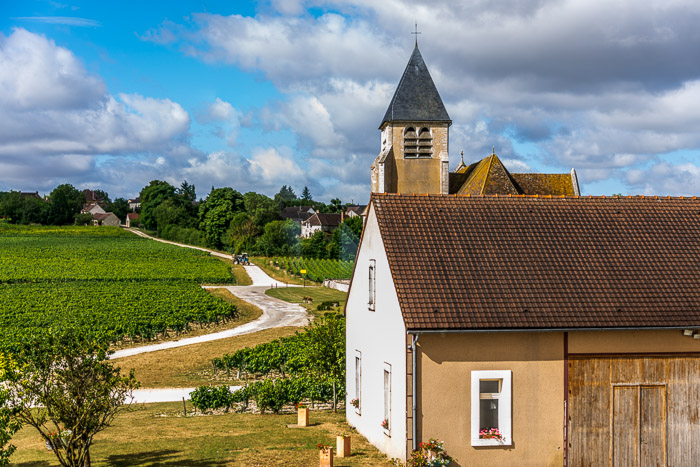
[[568, 356, 700, 467]]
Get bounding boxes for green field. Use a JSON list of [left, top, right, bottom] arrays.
[[0, 225, 237, 352]]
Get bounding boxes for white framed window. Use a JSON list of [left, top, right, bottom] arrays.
[[368, 259, 376, 311], [471, 370, 512, 446], [383, 362, 392, 436], [354, 350, 362, 415]]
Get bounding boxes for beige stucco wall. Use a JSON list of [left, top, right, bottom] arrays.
[[569, 329, 700, 354], [417, 332, 565, 467]]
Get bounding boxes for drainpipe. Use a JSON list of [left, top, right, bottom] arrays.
[[410, 333, 420, 451]]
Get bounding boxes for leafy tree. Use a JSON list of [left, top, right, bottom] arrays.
[[73, 213, 93, 226], [301, 186, 312, 202], [0, 354, 21, 467], [254, 219, 299, 256], [300, 230, 329, 259], [329, 198, 343, 213], [139, 180, 177, 230], [153, 198, 195, 235], [20, 195, 50, 224], [328, 216, 363, 261], [48, 184, 84, 225], [2, 328, 138, 467], [302, 314, 345, 411], [243, 192, 279, 228], [198, 187, 244, 248], [226, 212, 259, 253], [274, 185, 297, 208]]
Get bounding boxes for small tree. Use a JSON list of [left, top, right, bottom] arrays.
[[0, 355, 21, 467], [301, 186, 312, 202], [3, 328, 139, 467], [304, 314, 345, 411]]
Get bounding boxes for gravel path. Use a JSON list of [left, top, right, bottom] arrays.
[[113, 231, 309, 402]]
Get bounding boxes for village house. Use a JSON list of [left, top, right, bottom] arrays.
[[346, 43, 700, 466], [300, 212, 342, 238], [81, 202, 106, 215], [127, 197, 141, 211], [91, 212, 120, 227], [125, 212, 139, 228], [280, 205, 316, 225], [346, 194, 700, 466], [344, 205, 367, 218]]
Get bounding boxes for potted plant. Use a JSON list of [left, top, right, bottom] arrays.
[[297, 403, 309, 427], [350, 398, 359, 409], [317, 443, 333, 467], [408, 438, 453, 466], [479, 428, 503, 440]]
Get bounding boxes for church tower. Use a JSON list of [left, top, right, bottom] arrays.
[[371, 44, 451, 195]]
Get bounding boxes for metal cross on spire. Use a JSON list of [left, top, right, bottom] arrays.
[[411, 22, 421, 45]]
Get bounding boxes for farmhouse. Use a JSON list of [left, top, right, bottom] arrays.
[[300, 212, 342, 238], [345, 193, 700, 466]]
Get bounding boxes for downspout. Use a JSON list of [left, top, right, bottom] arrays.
[[410, 333, 420, 451]]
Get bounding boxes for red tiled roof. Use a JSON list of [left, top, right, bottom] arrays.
[[371, 193, 700, 330]]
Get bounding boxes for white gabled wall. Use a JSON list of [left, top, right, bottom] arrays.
[[346, 203, 407, 462]]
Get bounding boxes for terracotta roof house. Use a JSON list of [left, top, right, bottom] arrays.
[[345, 193, 700, 466], [125, 212, 139, 228], [81, 202, 106, 215], [91, 212, 120, 227], [280, 205, 316, 225], [82, 189, 102, 204], [300, 212, 342, 238], [344, 205, 367, 218], [128, 197, 141, 211]]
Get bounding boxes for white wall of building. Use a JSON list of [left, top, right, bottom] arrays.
[[345, 204, 407, 462]]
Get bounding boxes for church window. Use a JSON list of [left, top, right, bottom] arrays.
[[403, 127, 418, 158], [404, 127, 433, 158]]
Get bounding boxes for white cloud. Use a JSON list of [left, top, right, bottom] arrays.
[[0, 29, 193, 192], [248, 147, 305, 184]]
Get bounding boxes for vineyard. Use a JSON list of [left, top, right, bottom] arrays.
[[0, 225, 237, 353], [198, 314, 345, 413], [269, 256, 354, 282]]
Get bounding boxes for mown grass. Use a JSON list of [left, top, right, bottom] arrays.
[[230, 263, 253, 286], [10, 403, 395, 466], [115, 325, 300, 388], [251, 256, 308, 285], [266, 286, 347, 320]]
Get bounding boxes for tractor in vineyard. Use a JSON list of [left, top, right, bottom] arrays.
[[232, 253, 250, 265]]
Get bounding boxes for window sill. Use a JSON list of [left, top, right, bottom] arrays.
[[383, 428, 391, 437], [471, 438, 511, 447]]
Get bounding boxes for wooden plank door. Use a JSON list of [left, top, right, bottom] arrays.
[[611, 384, 666, 467]]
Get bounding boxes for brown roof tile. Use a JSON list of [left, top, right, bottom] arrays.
[[371, 194, 700, 330]]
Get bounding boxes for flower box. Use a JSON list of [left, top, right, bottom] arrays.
[[319, 447, 334, 467], [336, 435, 351, 457], [297, 407, 309, 427]]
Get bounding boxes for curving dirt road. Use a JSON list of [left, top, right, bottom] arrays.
[[117, 230, 310, 402]]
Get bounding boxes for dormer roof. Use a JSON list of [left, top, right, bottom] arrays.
[[380, 44, 451, 128]]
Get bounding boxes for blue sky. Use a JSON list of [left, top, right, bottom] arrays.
[[2, 0, 700, 202]]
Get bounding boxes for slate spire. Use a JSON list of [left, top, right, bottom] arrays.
[[380, 44, 451, 128]]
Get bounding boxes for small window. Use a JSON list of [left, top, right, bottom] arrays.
[[368, 259, 376, 310], [471, 370, 512, 446], [383, 363, 391, 435], [355, 351, 362, 415]]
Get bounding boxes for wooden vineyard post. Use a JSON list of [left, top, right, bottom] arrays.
[[336, 435, 351, 457], [319, 447, 333, 467], [298, 407, 309, 427]]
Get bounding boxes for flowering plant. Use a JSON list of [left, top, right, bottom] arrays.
[[479, 427, 503, 440], [381, 418, 389, 429], [296, 403, 307, 409], [408, 438, 453, 466], [350, 398, 359, 408], [316, 443, 331, 452]]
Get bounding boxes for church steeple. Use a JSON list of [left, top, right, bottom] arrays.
[[380, 44, 451, 128]]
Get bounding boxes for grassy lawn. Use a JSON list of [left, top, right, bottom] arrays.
[[266, 286, 347, 320], [230, 263, 253, 286], [10, 403, 395, 466], [115, 326, 300, 388], [251, 256, 308, 286]]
